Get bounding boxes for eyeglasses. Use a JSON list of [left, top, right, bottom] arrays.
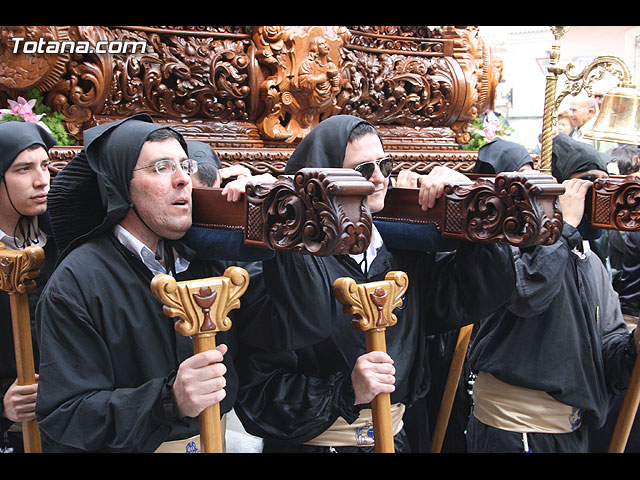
[[133, 159, 198, 176], [354, 156, 393, 180]]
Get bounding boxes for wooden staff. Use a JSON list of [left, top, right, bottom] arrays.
[[429, 323, 474, 453], [150, 266, 250, 453], [608, 353, 640, 452], [333, 271, 409, 453], [0, 242, 45, 453]]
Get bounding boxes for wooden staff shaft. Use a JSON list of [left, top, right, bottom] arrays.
[[608, 353, 640, 453], [365, 328, 394, 453], [429, 324, 473, 453], [193, 333, 223, 453], [8, 291, 42, 453]]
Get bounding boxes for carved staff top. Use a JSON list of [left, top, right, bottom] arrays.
[[150, 266, 250, 338], [0, 243, 45, 295], [333, 271, 409, 333]]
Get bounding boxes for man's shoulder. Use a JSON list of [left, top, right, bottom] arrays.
[[53, 234, 119, 276]]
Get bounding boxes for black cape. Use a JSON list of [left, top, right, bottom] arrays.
[[468, 223, 636, 431], [552, 133, 607, 182], [34, 233, 244, 452]]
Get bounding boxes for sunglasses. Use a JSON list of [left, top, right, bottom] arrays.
[[354, 156, 393, 180]]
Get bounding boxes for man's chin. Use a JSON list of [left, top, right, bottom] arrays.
[[368, 194, 386, 214], [165, 221, 192, 240]]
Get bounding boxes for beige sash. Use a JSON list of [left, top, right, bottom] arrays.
[[154, 415, 226, 453], [473, 371, 582, 434], [623, 313, 638, 333], [304, 403, 405, 447]]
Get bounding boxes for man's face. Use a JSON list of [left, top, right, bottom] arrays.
[[127, 138, 192, 245], [343, 132, 388, 213], [569, 99, 595, 128], [0, 146, 50, 220]]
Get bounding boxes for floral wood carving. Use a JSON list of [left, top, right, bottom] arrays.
[[590, 176, 640, 231], [190, 168, 374, 256], [374, 172, 565, 248], [0, 26, 500, 148], [244, 168, 374, 255]]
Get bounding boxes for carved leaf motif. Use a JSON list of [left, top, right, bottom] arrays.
[[150, 266, 250, 337], [453, 172, 564, 247], [592, 177, 640, 231], [333, 271, 409, 332], [0, 244, 45, 295], [245, 169, 374, 256]]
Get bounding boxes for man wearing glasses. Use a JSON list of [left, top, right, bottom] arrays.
[[569, 95, 617, 153], [234, 115, 516, 453], [34, 115, 250, 452]]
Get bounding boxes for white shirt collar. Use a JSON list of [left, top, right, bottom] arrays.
[[349, 222, 383, 274], [113, 224, 189, 276]]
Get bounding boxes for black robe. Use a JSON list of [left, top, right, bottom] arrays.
[[235, 236, 515, 451], [619, 230, 640, 318], [34, 232, 245, 452]]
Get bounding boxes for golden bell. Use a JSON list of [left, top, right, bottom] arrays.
[[584, 85, 640, 146]]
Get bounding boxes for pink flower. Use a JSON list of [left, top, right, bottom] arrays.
[[5, 96, 37, 116], [482, 127, 497, 140], [1, 96, 51, 133]]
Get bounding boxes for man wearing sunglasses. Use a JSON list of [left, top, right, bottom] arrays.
[[234, 115, 516, 453]]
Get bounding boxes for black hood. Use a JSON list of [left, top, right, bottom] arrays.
[[48, 114, 188, 260], [475, 137, 533, 174], [187, 140, 221, 168], [284, 115, 373, 173], [0, 121, 57, 178], [551, 133, 607, 182]]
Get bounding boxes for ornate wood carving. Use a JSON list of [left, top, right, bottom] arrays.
[[589, 175, 640, 231], [375, 172, 565, 248], [150, 266, 250, 453], [0, 243, 45, 453], [1, 25, 502, 175], [192, 168, 374, 256], [333, 270, 409, 453]]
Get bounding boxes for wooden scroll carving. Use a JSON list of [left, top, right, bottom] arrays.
[[333, 271, 409, 453], [588, 175, 640, 231], [150, 266, 250, 453], [0, 243, 45, 453], [375, 171, 565, 248], [192, 168, 374, 256]]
